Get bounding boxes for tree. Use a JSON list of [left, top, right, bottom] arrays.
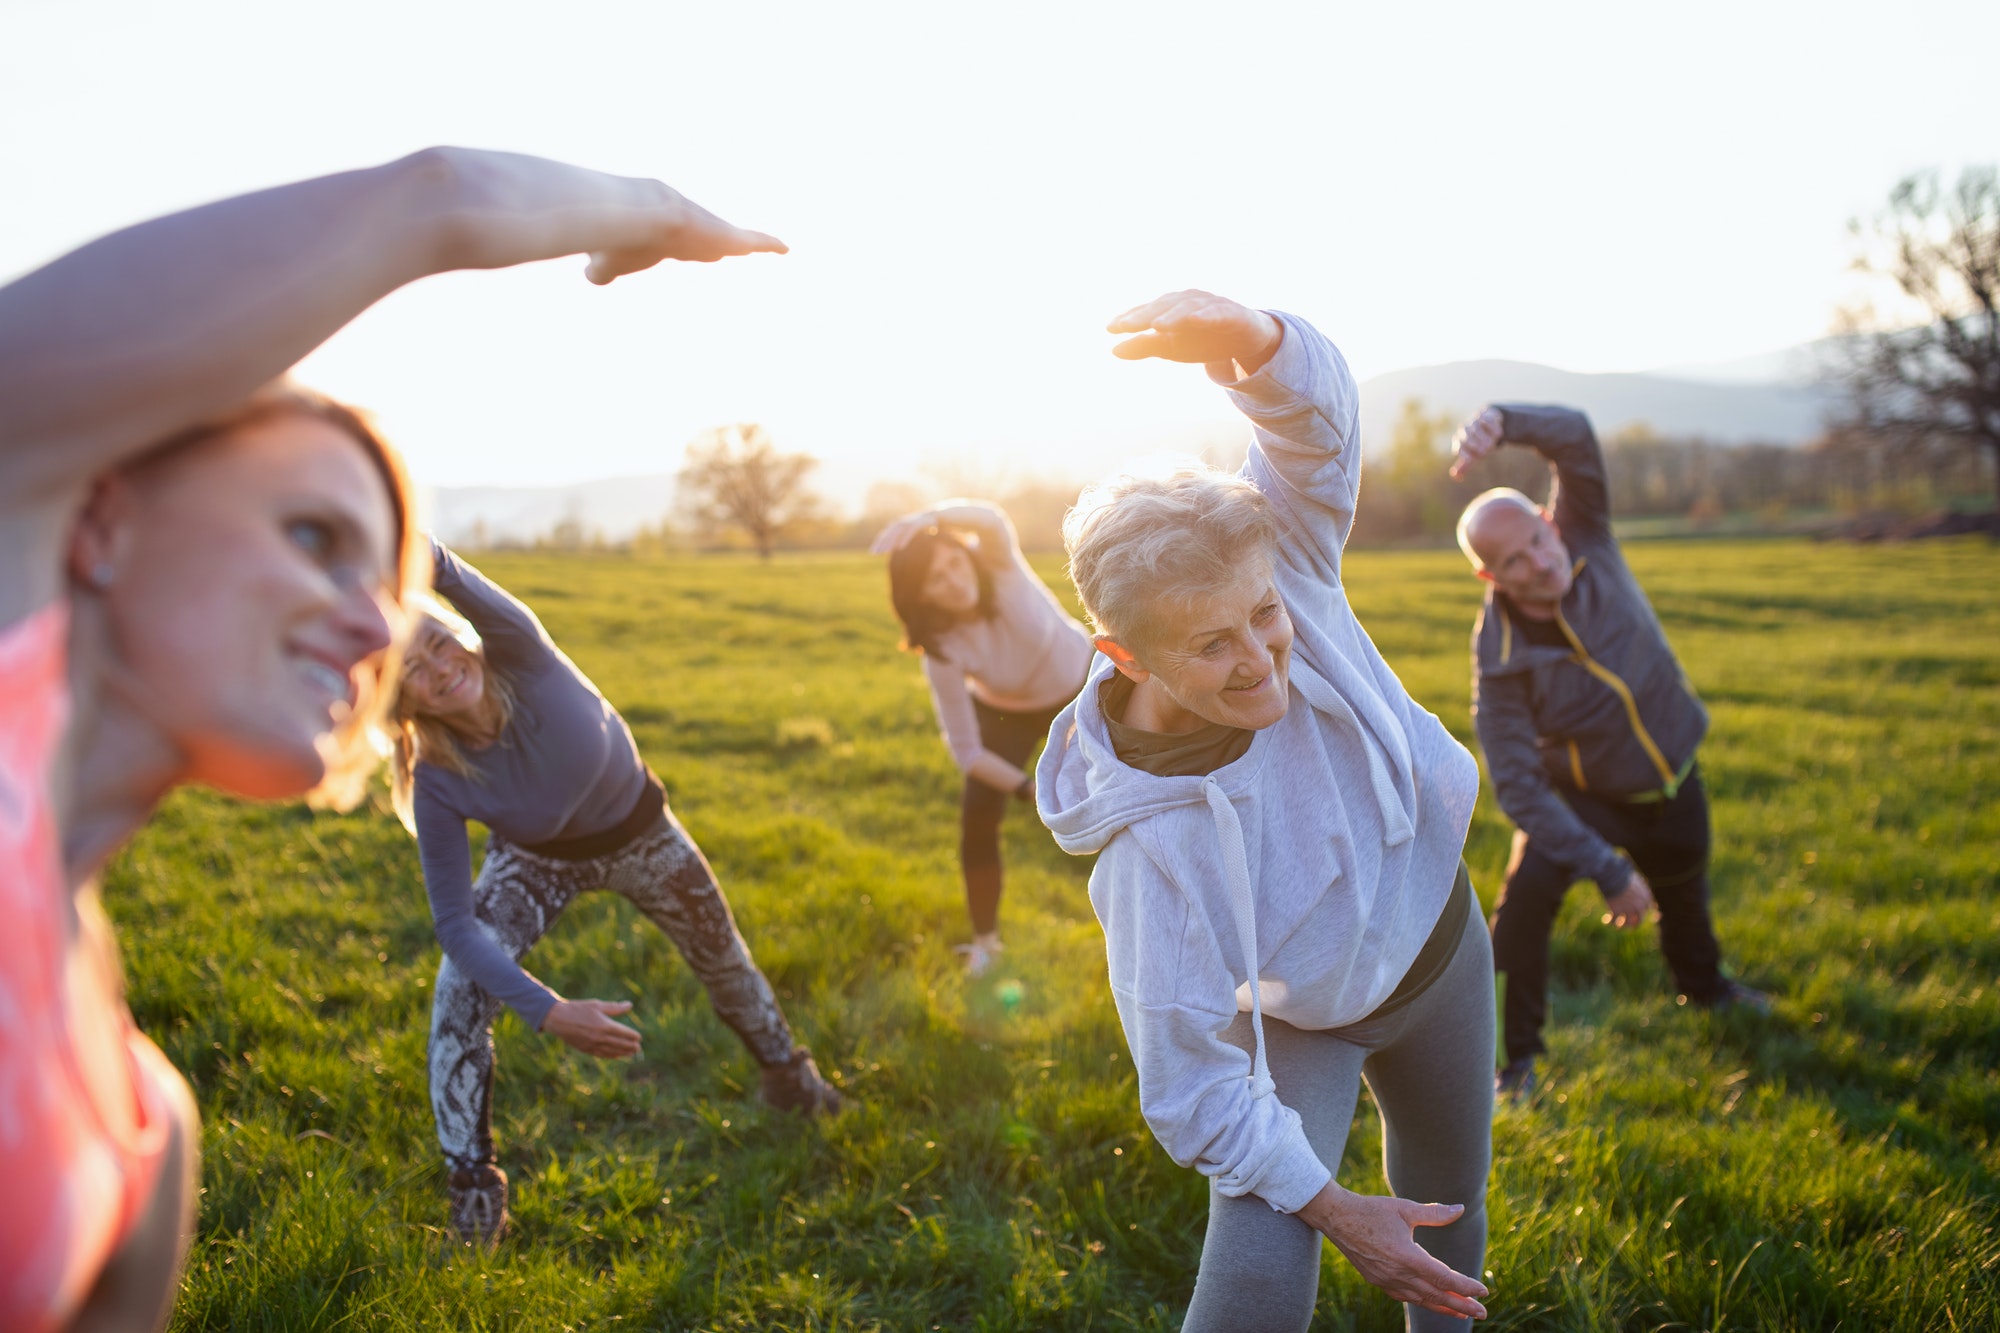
[[1382, 397, 1459, 537], [676, 423, 823, 559], [1831, 166, 2000, 511]]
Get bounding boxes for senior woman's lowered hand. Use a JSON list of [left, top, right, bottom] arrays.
[[1107, 290, 1284, 377], [1297, 1183, 1491, 1321]]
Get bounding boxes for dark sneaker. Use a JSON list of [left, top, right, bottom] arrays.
[[1687, 980, 1772, 1014], [760, 1046, 845, 1116], [447, 1162, 510, 1248], [1495, 1057, 1538, 1104]]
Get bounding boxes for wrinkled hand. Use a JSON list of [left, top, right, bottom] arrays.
[[541, 998, 643, 1058], [869, 510, 939, 556], [1296, 1183, 1489, 1320], [1106, 290, 1282, 376], [1602, 870, 1656, 930], [1449, 406, 1505, 479]]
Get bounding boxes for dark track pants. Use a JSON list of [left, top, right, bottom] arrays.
[[959, 697, 1065, 936], [1490, 766, 1726, 1065], [429, 807, 795, 1171]]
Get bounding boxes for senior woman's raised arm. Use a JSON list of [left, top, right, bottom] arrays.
[[0, 148, 783, 627], [1108, 290, 1361, 584]]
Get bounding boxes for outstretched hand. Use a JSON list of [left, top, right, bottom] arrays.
[[580, 183, 788, 284], [435, 148, 786, 285], [1296, 1183, 1489, 1320], [541, 998, 643, 1059], [1449, 407, 1505, 479], [1106, 290, 1283, 376]]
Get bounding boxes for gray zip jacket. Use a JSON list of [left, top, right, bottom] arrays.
[[1470, 404, 1708, 896]]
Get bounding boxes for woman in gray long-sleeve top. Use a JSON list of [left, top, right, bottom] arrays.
[[389, 540, 840, 1247]]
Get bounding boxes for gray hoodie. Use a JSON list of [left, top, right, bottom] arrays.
[[1037, 314, 1480, 1215]]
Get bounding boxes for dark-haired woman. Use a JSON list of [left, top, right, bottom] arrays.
[[390, 540, 840, 1247], [872, 502, 1094, 974]]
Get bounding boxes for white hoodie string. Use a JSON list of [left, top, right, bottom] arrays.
[[1290, 669, 1414, 847], [1203, 777, 1276, 1100], [1199, 672, 1418, 1104]]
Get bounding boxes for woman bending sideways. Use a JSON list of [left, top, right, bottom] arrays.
[[390, 541, 841, 1246], [873, 501, 1092, 974], [1040, 291, 1496, 1331]]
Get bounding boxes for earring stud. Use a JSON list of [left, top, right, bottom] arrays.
[[90, 562, 115, 589]]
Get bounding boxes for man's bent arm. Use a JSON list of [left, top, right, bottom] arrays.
[[1475, 669, 1633, 896], [1490, 403, 1612, 542]]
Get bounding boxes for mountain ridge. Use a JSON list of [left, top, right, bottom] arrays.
[[1355, 357, 1837, 454]]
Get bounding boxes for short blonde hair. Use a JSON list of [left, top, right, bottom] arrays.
[[1062, 463, 1279, 653]]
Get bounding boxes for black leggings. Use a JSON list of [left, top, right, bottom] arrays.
[[1490, 765, 1726, 1064], [959, 696, 1065, 936]]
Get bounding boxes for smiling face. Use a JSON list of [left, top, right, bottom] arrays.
[[922, 540, 982, 618], [1104, 557, 1295, 733], [76, 413, 402, 799], [1468, 501, 1574, 610], [400, 614, 489, 721]]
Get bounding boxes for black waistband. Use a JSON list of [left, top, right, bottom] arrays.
[[515, 770, 667, 862], [1362, 861, 1474, 1022]]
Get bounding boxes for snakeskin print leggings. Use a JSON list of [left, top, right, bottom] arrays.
[[429, 807, 795, 1170]]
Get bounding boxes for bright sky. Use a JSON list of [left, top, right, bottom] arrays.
[[4, 0, 1995, 504]]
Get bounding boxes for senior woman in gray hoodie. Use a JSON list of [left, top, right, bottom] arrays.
[[1039, 291, 1495, 1330]]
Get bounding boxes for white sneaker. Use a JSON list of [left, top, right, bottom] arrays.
[[954, 934, 1004, 978]]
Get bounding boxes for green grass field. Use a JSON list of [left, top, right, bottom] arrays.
[[107, 538, 1998, 1331]]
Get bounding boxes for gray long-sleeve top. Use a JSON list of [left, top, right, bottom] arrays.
[[1468, 405, 1709, 895], [415, 541, 650, 1027]]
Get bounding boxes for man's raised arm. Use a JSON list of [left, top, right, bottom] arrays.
[[1450, 402, 1612, 541]]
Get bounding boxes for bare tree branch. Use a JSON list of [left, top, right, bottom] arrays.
[[1828, 166, 2000, 510]]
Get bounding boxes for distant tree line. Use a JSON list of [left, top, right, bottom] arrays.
[[1348, 397, 1995, 545], [487, 407, 1991, 555]]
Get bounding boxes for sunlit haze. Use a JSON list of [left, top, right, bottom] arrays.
[[5, 0, 1995, 508]]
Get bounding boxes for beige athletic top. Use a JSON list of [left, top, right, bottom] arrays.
[[923, 546, 1094, 773]]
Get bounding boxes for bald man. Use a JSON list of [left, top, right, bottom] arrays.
[[1449, 404, 1766, 1100]]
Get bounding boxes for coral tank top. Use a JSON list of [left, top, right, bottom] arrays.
[[0, 602, 173, 1333]]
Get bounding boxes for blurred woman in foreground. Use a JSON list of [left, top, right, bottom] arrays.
[[0, 147, 783, 1332], [1038, 291, 1495, 1331], [873, 502, 1093, 974], [390, 540, 841, 1247]]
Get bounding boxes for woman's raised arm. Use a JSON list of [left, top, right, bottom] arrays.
[[870, 499, 1018, 568], [0, 148, 783, 621]]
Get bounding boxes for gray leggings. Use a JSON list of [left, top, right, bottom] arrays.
[[1182, 885, 1495, 1333], [429, 809, 796, 1169]]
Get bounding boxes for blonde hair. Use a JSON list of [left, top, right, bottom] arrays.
[[138, 382, 427, 812], [382, 594, 517, 832], [1062, 462, 1279, 653]]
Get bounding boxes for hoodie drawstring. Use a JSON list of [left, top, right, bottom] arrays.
[[1204, 777, 1276, 1101], [1291, 668, 1414, 846]]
